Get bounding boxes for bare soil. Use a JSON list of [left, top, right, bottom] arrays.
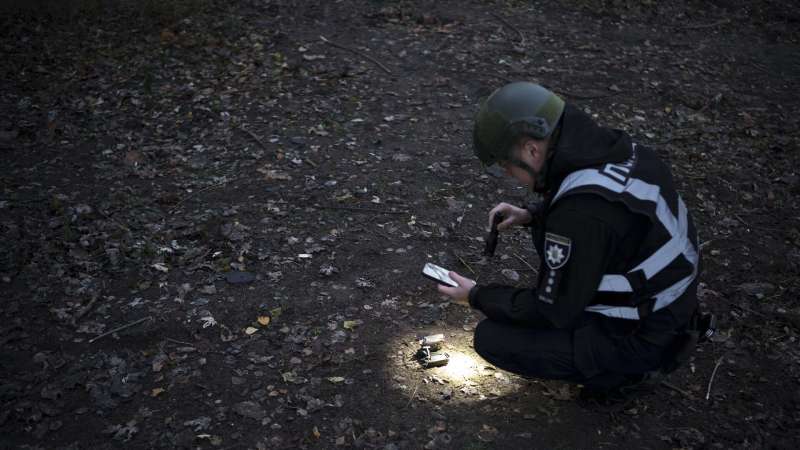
[[1, 0, 799, 448]]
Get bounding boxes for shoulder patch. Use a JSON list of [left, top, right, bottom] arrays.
[[544, 232, 571, 270]]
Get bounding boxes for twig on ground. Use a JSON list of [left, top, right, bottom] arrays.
[[369, 225, 393, 242], [490, 12, 525, 45], [699, 239, 714, 251], [699, 287, 766, 317], [653, 131, 703, 146], [236, 126, 269, 151], [733, 214, 751, 229], [560, 90, 623, 100], [169, 176, 246, 214], [733, 213, 781, 232], [89, 316, 153, 343], [732, 301, 766, 318], [405, 376, 422, 409], [679, 19, 731, 30], [71, 292, 101, 326], [165, 337, 196, 347], [513, 253, 538, 275], [439, 67, 513, 83], [660, 380, 691, 398], [196, 108, 269, 152], [320, 35, 392, 74], [456, 254, 476, 277], [316, 205, 408, 215], [705, 356, 724, 400]]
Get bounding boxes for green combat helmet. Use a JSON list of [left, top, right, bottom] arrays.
[[473, 82, 565, 166]]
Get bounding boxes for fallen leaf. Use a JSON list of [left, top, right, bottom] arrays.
[[220, 324, 235, 342], [124, 150, 146, 167], [160, 29, 177, 44], [152, 353, 168, 372], [312, 426, 321, 439], [150, 387, 165, 397], [245, 326, 258, 335], [259, 169, 292, 181], [327, 377, 345, 384], [501, 269, 520, 282], [257, 316, 271, 326]]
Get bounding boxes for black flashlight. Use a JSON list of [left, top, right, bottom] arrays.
[[483, 213, 504, 257]]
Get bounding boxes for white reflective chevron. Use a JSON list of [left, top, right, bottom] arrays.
[[585, 304, 640, 320], [553, 145, 698, 320], [631, 194, 687, 279], [597, 274, 633, 292]]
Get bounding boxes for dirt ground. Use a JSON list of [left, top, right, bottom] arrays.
[[1, 0, 799, 448]]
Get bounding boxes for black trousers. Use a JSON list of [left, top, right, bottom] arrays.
[[473, 313, 674, 390]]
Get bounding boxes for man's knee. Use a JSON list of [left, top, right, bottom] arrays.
[[473, 319, 504, 361], [473, 319, 579, 380]]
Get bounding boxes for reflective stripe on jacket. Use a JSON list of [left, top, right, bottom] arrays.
[[551, 143, 699, 320]]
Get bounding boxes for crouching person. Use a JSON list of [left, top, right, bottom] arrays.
[[438, 82, 708, 398]]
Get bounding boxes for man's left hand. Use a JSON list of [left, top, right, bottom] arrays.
[[437, 271, 476, 307]]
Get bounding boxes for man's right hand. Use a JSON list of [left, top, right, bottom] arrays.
[[488, 202, 532, 230]]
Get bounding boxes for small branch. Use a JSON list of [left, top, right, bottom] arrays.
[[699, 239, 714, 251], [660, 380, 691, 398], [316, 205, 408, 215], [490, 12, 525, 45], [652, 131, 703, 146], [71, 292, 101, 326], [320, 35, 392, 75], [405, 376, 421, 409], [513, 253, 538, 275], [705, 356, 724, 400], [733, 213, 781, 232], [560, 90, 623, 100], [438, 67, 512, 83], [678, 19, 731, 30], [195, 108, 269, 153], [168, 176, 246, 214], [165, 337, 195, 347], [89, 316, 153, 343], [370, 225, 394, 242], [236, 126, 269, 151], [733, 213, 751, 229], [456, 254, 476, 277]]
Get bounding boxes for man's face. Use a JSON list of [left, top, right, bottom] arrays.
[[498, 139, 545, 188]]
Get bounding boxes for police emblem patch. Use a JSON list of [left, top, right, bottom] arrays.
[[544, 232, 571, 270]]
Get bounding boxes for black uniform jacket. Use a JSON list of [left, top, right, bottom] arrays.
[[468, 105, 695, 339]]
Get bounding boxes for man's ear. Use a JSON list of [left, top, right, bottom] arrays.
[[525, 138, 543, 159]]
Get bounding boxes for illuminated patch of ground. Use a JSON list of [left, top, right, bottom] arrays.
[[383, 331, 525, 404]]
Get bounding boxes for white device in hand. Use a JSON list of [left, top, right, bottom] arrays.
[[422, 263, 458, 288]]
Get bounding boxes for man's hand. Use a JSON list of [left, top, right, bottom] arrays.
[[489, 202, 532, 230], [437, 271, 476, 307]]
